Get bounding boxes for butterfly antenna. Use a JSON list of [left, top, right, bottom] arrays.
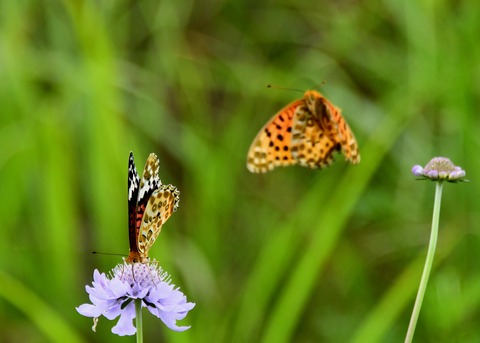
[[266, 84, 304, 93], [311, 80, 327, 90], [92, 251, 127, 257]]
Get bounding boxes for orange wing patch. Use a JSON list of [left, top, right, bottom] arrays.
[[247, 90, 360, 173], [246, 100, 303, 173], [137, 185, 180, 255]]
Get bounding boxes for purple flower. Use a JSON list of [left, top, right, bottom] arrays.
[[412, 157, 466, 182], [76, 262, 195, 336]]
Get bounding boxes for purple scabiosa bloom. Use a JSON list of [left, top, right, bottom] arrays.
[[406, 156, 467, 342], [412, 157, 466, 182], [76, 262, 195, 336]]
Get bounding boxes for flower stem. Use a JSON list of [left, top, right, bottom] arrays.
[[405, 181, 443, 342], [135, 299, 143, 343]]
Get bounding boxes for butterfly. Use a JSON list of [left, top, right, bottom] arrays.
[[126, 152, 180, 263], [246, 90, 360, 173]]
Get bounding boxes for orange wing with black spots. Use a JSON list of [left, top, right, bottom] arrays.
[[246, 100, 303, 173], [291, 90, 360, 168], [246, 90, 360, 173]]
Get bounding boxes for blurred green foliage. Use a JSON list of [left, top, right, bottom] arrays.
[[1, 0, 479, 342]]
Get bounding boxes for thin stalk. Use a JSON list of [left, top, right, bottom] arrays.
[[135, 298, 143, 343], [405, 181, 443, 342]]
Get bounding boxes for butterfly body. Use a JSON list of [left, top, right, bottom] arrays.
[[247, 90, 360, 173], [126, 152, 180, 263]]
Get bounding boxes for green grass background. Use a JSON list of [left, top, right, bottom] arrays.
[[1, 0, 479, 342]]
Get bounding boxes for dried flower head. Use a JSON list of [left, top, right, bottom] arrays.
[[412, 157, 466, 182], [76, 262, 195, 336]]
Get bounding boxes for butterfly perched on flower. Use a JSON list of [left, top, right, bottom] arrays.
[[126, 152, 180, 263], [246, 90, 360, 173]]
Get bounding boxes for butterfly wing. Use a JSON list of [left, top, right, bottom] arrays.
[[246, 99, 303, 173], [328, 104, 360, 164], [127, 153, 161, 262], [291, 90, 360, 167], [290, 98, 340, 168], [138, 153, 161, 203], [128, 152, 140, 256], [137, 184, 180, 255]]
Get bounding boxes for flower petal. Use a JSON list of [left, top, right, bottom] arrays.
[[111, 301, 137, 336], [103, 301, 124, 320], [411, 165, 424, 177], [145, 286, 195, 332], [76, 304, 103, 318]]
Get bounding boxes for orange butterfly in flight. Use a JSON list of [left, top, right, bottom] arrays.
[[126, 152, 180, 263], [246, 90, 360, 173]]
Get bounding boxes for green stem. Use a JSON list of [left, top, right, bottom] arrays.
[[135, 298, 143, 343], [405, 181, 443, 342]]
